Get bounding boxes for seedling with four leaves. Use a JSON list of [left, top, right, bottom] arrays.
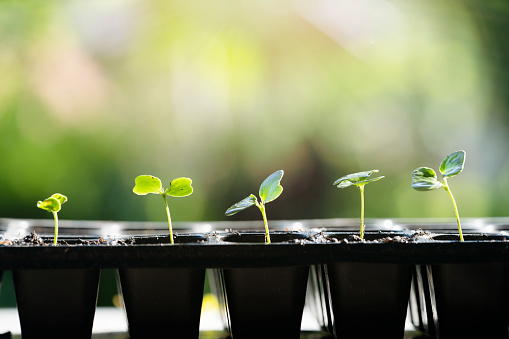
[[133, 175, 193, 244], [333, 170, 384, 239], [225, 170, 284, 244], [412, 150, 466, 241], [37, 193, 68, 245]]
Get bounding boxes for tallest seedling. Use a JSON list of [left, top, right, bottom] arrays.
[[133, 175, 193, 244], [412, 150, 466, 242]]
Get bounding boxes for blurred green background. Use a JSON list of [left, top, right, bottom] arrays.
[[2, 0, 509, 223], [1, 0, 509, 310]]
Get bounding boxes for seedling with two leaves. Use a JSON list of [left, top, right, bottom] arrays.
[[133, 175, 193, 244], [225, 170, 284, 244], [37, 193, 68, 245], [412, 150, 466, 241], [333, 170, 384, 239]]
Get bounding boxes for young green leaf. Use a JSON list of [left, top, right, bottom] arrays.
[[333, 169, 384, 188], [439, 150, 465, 178], [225, 194, 258, 216], [166, 177, 193, 197], [412, 167, 443, 191], [37, 197, 62, 213], [50, 193, 68, 205], [259, 170, 284, 203], [133, 175, 163, 195]]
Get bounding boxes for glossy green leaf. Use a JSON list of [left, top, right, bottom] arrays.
[[259, 170, 284, 204], [133, 175, 163, 195], [412, 167, 443, 191], [439, 150, 465, 178], [37, 197, 61, 212], [363, 176, 385, 184], [166, 177, 193, 197], [333, 170, 384, 188], [225, 194, 257, 216]]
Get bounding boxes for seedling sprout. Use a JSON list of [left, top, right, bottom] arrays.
[[37, 193, 67, 245], [412, 150, 466, 241], [225, 170, 284, 244], [133, 175, 193, 244], [333, 170, 384, 239]]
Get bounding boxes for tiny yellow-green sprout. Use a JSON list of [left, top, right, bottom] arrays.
[[37, 193, 67, 245], [133, 175, 193, 244]]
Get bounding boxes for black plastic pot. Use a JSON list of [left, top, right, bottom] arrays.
[[315, 232, 414, 339], [12, 268, 100, 339], [306, 264, 333, 334], [213, 232, 310, 339], [6, 235, 102, 339], [117, 234, 206, 339], [412, 234, 509, 339], [327, 262, 413, 338], [0, 270, 3, 313]]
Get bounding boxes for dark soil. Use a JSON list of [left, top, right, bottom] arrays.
[[214, 229, 436, 245], [305, 229, 435, 244], [4, 232, 135, 246]]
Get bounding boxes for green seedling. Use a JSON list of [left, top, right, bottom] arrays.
[[225, 170, 284, 244], [37, 193, 67, 245], [333, 170, 384, 239], [133, 175, 193, 244], [412, 150, 466, 242]]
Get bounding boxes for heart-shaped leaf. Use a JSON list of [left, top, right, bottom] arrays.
[[333, 169, 384, 188], [37, 197, 62, 213], [259, 170, 284, 204], [225, 194, 257, 216], [412, 167, 443, 191], [166, 177, 193, 197], [133, 175, 163, 195], [439, 150, 465, 178]]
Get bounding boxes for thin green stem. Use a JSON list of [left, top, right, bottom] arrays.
[[442, 178, 464, 242], [162, 194, 174, 245], [359, 185, 365, 239], [52, 211, 58, 246], [258, 203, 271, 244]]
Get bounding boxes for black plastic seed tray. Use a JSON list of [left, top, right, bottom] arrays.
[[0, 233, 508, 270], [1, 218, 508, 339]]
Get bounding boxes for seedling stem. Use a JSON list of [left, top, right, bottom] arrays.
[[442, 178, 464, 242], [52, 212, 58, 245], [359, 185, 365, 239], [161, 194, 174, 244], [257, 202, 271, 244]]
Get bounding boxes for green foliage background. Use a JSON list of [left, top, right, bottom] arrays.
[[1, 0, 509, 224]]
